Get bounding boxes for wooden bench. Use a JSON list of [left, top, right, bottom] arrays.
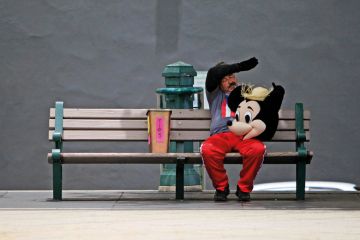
[[48, 101, 313, 201]]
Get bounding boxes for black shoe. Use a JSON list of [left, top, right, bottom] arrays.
[[214, 185, 230, 202], [235, 186, 251, 202]]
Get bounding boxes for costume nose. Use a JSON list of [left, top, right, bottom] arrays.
[[227, 120, 233, 126]]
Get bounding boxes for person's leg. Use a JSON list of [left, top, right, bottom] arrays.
[[234, 139, 265, 193], [200, 132, 232, 192]]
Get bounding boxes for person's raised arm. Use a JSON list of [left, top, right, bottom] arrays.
[[205, 57, 258, 93]]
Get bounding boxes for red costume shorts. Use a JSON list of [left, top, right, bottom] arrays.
[[200, 132, 265, 193]]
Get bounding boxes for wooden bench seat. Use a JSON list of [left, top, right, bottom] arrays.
[[48, 102, 313, 201]]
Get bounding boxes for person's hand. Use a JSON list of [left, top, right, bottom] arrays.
[[272, 82, 285, 92], [237, 57, 258, 71]]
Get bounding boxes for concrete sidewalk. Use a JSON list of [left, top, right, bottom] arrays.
[[1, 190, 359, 210], [1, 190, 360, 240]]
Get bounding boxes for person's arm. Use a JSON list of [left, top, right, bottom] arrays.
[[205, 57, 258, 93], [205, 67, 220, 93]]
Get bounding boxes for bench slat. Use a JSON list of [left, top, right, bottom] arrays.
[[49, 119, 148, 130], [49, 130, 310, 141], [170, 109, 311, 120], [169, 130, 310, 141], [50, 108, 310, 120], [49, 119, 310, 131], [47, 152, 313, 164], [49, 108, 149, 119]]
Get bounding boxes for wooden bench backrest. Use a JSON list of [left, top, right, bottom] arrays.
[[49, 108, 310, 142]]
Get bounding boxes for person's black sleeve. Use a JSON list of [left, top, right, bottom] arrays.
[[205, 57, 258, 92]]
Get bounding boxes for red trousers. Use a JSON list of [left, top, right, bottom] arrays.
[[200, 132, 265, 193]]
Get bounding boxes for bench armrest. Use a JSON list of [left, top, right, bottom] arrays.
[[52, 101, 64, 150], [295, 103, 308, 157]]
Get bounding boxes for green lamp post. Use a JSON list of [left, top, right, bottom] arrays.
[[156, 61, 204, 191]]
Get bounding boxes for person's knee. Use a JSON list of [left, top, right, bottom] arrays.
[[200, 142, 215, 158], [244, 141, 265, 157], [201, 141, 226, 161], [253, 142, 266, 155]]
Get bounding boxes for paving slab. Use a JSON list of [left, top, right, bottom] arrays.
[[0, 209, 359, 240], [0, 190, 359, 210], [0, 191, 359, 240]]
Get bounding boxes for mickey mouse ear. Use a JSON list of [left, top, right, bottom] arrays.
[[228, 85, 244, 112]]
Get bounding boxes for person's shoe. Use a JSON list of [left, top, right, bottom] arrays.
[[235, 185, 251, 202], [214, 185, 230, 202]]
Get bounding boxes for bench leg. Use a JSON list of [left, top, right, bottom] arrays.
[[53, 162, 62, 200], [176, 159, 184, 200], [296, 160, 306, 200]]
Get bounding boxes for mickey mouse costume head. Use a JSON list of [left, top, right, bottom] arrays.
[[227, 83, 285, 141]]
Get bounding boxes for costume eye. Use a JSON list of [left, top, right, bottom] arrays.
[[235, 113, 239, 122], [244, 111, 252, 123]]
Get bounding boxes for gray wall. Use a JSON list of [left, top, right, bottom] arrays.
[[1, 0, 359, 190]]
